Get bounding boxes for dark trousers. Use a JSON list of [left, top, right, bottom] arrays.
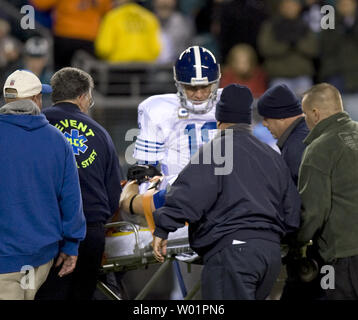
[[325, 255, 358, 300], [53, 36, 94, 71], [201, 238, 281, 300], [35, 222, 105, 300]]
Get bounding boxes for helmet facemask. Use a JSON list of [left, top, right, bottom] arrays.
[[175, 80, 220, 114]]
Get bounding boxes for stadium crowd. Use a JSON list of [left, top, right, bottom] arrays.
[[0, 0, 357, 106]]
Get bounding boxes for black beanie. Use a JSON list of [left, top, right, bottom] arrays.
[[257, 84, 302, 119], [215, 84, 253, 124]]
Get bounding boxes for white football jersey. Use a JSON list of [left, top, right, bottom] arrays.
[[133, 90, 222, 186]]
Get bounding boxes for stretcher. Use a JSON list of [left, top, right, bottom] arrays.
[[97, 222, 290, 300], [97, 221, 201, 300], [96, 180, 290, 300]]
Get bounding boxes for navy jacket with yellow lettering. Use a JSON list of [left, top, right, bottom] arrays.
[[43, 102, 123, 223]]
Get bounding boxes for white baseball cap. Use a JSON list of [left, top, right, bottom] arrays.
[[3, 69, 52, 99]]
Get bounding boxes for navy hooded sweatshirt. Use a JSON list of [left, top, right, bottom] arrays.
[[0, 113, 86, 273]]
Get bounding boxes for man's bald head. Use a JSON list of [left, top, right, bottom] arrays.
[[302, 83, 344, 130], [303, 83, 343, 114]]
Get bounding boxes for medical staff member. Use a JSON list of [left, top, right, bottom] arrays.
[[153, 84, 302, 300], [36, 67, 123, 300]]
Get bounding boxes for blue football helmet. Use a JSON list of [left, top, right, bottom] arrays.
[[173, 46, 221, 113]]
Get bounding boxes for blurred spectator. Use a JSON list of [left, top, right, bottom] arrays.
[[192, 0, 221, 58], [220, 43, 267, 98], [320, 0, 358, 93], [95, 0, 161, 63], [320, 0, 358, 120], [22, 37, 51, 83], [0, 18, 22, 98], [302, 0, 325, 33], [153, 0, 195, 64], [30, 0, 113, 70], [301, 0, 325, 85], [216, 0, 268, 63], [257, 0, 318, 96], [178, 0, 205, 16], [21, 36, 53, 108], [0, 19, 22, 68], [0, 19, 11, 68]]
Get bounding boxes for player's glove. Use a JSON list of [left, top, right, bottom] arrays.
[[127, 164, 162, 185]]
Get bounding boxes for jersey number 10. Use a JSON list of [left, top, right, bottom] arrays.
[[184, 121, 217, 157]]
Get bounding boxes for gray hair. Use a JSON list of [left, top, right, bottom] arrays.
[[51, 67, 94, 103]]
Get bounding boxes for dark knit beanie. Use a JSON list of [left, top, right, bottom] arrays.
[[215, 84, 253, 124], [257, 84, 302, 119]]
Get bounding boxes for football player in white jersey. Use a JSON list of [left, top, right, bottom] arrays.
[[133, 46, 222, 187], [120, 46, 222, 299]]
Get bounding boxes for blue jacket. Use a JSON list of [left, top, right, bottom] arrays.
[[277, 117, 309, 185], [154, 125, 301, 260], [43, 103, 123, 223], [0, 113, 86, 273]]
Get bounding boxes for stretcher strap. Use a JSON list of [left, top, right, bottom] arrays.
[[143, 190, 155, 234], [173, 260, 187, 298]]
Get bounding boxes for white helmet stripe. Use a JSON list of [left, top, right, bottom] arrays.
[[179, 47, 191, 60], [193, 46, 202, 79], [202, 47, 217, 63]]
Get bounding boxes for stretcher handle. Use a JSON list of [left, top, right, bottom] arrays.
[[105, 221, 140, 251]]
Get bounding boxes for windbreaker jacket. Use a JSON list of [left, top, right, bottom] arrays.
[[31, 0, 112, 41], [0, 112, 86, 273], [297, 112, 358, 262], [95, 2, 161, 62], [154, 125, 301, 260], [43, 102, 122, 223]]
